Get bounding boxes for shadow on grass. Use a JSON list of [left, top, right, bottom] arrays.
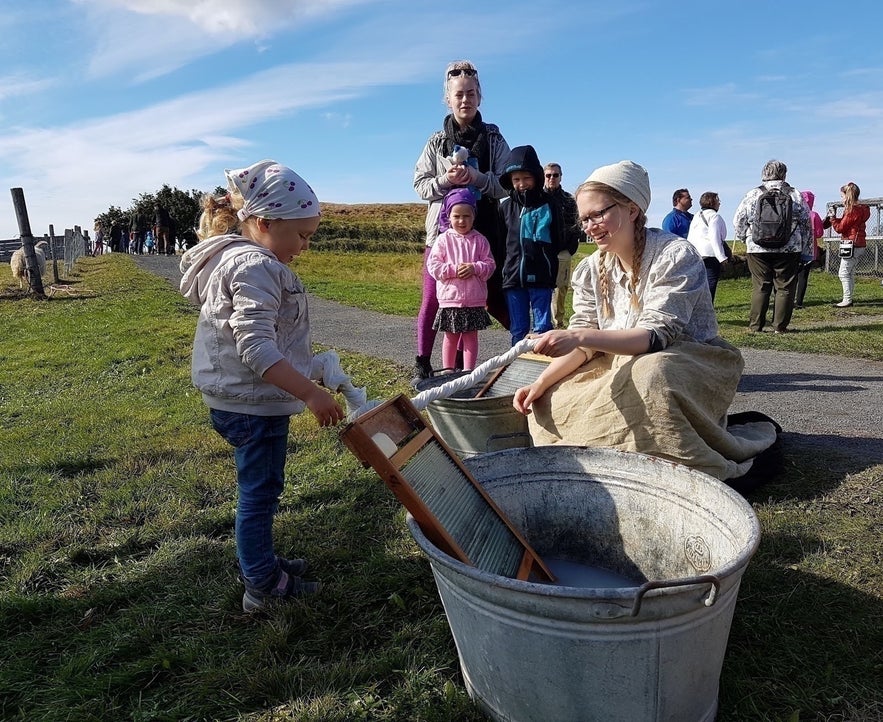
[[746, 432, 883, 503], [0, 469, 482, 721], [719, 530, 883, 721]]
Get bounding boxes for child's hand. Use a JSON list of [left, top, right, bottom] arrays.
[[456, 263, 474, 278], [304, 386, 345, 427]]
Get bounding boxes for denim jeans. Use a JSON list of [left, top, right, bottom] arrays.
[[702, 257, 722, 302], [505, 287, 554, 345], [210, 409, 289, 590]]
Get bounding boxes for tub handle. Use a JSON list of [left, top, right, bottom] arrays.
[[485, 432, 533, 452], [630, 575, 721, 616]]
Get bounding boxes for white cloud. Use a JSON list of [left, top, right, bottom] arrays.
[[0, 57, 425, 236], [75, 0, 379, 81], [683, 83, 762, 107], [0, 74, 55, 102]]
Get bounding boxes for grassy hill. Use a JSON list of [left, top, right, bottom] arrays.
[[314, 203, 427, 252]]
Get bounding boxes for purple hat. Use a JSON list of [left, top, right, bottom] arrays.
[[442, 188, 478, 216], [438, 188, 478, 234]]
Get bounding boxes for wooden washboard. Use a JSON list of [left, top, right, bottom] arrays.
[[340, 394, 554, 582]]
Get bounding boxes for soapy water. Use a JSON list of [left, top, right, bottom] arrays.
[[543, 557, 639, 589]]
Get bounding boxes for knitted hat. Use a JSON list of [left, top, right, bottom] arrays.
[[585, 160, 651, 213], [225, 159, 320, 222]]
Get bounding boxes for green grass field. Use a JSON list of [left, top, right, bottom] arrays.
[[0, 251, 881, 721]]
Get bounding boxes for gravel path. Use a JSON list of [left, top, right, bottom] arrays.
[[135, 253, 883, 462]]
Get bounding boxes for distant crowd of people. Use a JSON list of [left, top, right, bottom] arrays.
[[413, 95, 874, 376], [662, 163, 873, 332], [92, 202, 196, 257]]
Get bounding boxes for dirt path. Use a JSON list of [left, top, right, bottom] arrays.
[[135, 253, 883, 463]]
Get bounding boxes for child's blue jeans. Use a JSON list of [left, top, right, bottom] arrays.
[[505, 287, 553, 345], [209, 409, 290, 591]]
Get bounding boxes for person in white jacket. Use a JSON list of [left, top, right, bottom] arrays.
[[180, 159, 345, 613], [686, 191, 730, 301]]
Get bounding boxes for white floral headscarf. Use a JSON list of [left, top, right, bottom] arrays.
[[225, 159, 320, 222]]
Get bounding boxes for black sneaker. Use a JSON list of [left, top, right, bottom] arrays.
[[277, 556, 308, 577], [242, 569, 322, 612]]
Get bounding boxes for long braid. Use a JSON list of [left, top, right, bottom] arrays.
[[597, 250, 612, 317], [629, 210, 648, 310]]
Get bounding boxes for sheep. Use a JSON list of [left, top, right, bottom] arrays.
[[10, 240, 49, 289]]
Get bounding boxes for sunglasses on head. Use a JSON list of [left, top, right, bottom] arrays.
[[447, 68, 477, 78]]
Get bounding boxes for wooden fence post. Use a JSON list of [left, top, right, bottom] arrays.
[[9, 187, 47, 298], [47, 224, 60, 283]]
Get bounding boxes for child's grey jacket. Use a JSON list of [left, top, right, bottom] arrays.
[[180, 234, 312, 416]]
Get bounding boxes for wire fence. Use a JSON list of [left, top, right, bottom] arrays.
[[1, 227, 88, 271]]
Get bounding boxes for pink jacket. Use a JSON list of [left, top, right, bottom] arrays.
[[427, 228, 496, 308], [801, 191, 824, 260]]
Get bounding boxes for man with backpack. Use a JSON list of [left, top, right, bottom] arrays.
[[733, 160, 812, 334]]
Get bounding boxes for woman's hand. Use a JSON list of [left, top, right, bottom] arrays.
[[530, 329, 585, 358], [513, 383, 544, 415], [456, 263, 474, 278], [446, 165, 471, 187]]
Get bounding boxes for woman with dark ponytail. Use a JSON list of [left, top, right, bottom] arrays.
[[513, 161, 779, 486]]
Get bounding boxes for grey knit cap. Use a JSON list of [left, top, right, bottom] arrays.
[[585, 160, 651, 212]]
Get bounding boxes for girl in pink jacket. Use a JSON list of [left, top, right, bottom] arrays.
[[427, 188, 496, 371]]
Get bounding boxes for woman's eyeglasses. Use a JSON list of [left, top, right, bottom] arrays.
[[579, 203, 618, 228], [447, 68, 477, 78]]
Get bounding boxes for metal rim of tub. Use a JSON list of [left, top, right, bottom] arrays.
[[406, 445, 761, 610]]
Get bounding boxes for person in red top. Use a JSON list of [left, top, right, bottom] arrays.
[[825, 182, 871, 307]]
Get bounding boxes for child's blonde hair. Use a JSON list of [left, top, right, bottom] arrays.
[[574, 181, 648, 318], [197, 190, 244, 241]]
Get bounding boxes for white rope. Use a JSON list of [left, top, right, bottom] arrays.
[[410, 337, 539, 409], [348, 337, 540, 420]]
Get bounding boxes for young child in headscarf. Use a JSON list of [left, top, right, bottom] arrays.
[[180, 159, 345, 612]]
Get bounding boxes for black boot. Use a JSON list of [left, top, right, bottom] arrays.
[[411, 355, 433, 386]]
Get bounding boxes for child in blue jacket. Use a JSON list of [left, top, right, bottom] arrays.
[[497, 145, 562, 345]]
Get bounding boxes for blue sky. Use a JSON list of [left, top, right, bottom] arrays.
[[1, 0, 882, 240]]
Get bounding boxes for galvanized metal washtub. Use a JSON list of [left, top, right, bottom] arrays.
[[406, 446, 761, 722], [414, 357, 547, 458]]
